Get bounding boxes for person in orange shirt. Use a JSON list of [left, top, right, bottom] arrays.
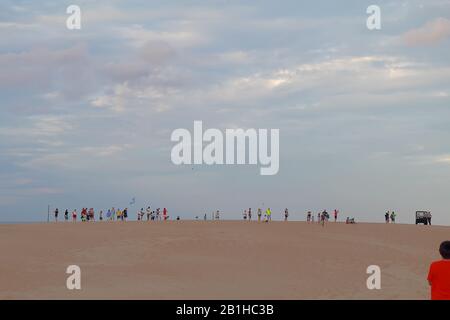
[[427, 240, 450, 300]]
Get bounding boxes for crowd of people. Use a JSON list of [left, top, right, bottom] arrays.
[[202, 208, 344, 225], [136, 207, 170, 221], [54, 206, 336, 224], [384, 211, 397, 223], [305, 209, 341, 226], [238, 207, 274, 222], [52, 207, 419, 226], [53, 206, 171, 222]]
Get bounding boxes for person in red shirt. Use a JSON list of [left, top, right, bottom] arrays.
[[427, 240, 450, 300]]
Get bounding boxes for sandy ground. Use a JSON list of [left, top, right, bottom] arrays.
[[0, 221, 448, 299]]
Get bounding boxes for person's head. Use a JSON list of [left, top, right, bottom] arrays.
[[439, 241, 450, 259]]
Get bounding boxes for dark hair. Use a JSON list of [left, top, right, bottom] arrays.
[[439, 241, 450, 259]]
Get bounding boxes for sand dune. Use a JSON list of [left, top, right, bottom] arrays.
[[0, 221, 447, 299]]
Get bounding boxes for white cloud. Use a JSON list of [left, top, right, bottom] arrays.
[[0, 22, 38, 29], [115, 25, 208, 49], [17, 143, 133, 171], [193, 55, 436, 107], [215, 51, 252, 64], [433, 155, 450, 164], [0, 115, 74, 138], [90, 82, 139, 112], [403, 17, 450, 46]]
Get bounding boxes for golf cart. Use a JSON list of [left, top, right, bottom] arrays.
[[415, 211, 430, 225]]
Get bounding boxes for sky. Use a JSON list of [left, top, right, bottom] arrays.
[[0, 0, 450, 224]]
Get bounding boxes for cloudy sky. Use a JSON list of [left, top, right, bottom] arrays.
[[1, 0, 450, 224]]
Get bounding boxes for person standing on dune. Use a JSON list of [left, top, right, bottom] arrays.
[[72, 209, 77, 222], [284, 208, 289, 221], [334, 209, 338, 222], [257, 208, 262, 222], [390, 211, 396, 223], [321, 211, 326, 227], [146, 207, 151, 221], [385, 211, 390, 223], [427, 212, 432, 225], [64, 209, 69, 222], [54, 208, 59, 222], [248, 208, 252, 221], [266, 208, 271, 222]]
